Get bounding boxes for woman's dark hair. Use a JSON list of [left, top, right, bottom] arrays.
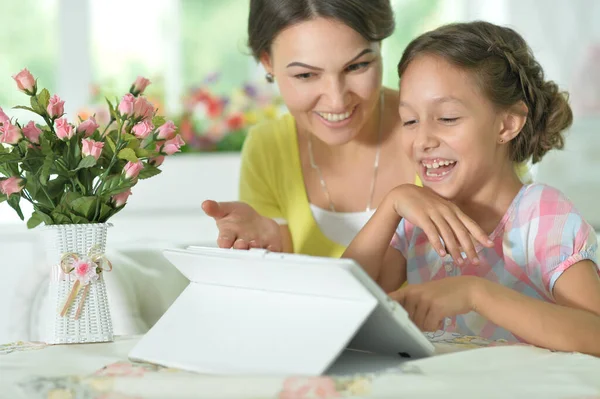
[[248, 0, 395, 60], [397, 21, 573, 164]]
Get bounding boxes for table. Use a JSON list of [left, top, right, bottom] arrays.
[[1, 334, 599, 399]]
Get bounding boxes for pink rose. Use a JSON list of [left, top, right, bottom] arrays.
[[149, 155, 164, 167], [118, 93, 135, 116], [47, 94, 65, 118], [77, 116, 99, 137], [0, 176, 24, 196], [55, 118, 74, 140], [133, 97, 154, 120], [123, 160, 143, 180], [112, 189, 132, 207], [131, 76, 151, 95], [12, 68, 36, 94], [279, 377, 340, 399], [81, 138, 104, 160], [132, 120, 154, 139], [0, 107, 11, 126], [22, 121, 42, 144], [156, 120, 177, 140], [0, 123, 23, 145], [162, 134, 185, 155]]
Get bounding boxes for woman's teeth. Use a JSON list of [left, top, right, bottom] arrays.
[[317, 110, 352, 122]]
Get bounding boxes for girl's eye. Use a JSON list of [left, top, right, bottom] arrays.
[[346, 62, 371, 72], [294, 72, 314, 80], [439, 117, 460, 123], [403, 120, 417, 127]]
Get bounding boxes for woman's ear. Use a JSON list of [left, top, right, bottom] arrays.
[[260, 51, 273, 76], [498, 100, 528, 143]]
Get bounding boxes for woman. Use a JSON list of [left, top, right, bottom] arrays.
[[202, 0, 489, 261]]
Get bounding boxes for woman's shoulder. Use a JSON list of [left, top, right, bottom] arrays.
[[241, 113, 297, 167], [247, 113, 296, 148]]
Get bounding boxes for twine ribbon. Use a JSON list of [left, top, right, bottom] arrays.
[[59, 245, 112, 320]]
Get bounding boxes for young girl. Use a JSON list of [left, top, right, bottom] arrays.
[[343, 21, 600, 355]]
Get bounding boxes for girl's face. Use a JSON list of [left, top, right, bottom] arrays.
[[398, 54, 515, 201], [264, 17, 383, 146]]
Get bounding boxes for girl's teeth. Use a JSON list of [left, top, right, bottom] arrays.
[[426, 169, 453, 177]]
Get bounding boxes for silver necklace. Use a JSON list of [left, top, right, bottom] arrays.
[[308, 92, 383, 212]]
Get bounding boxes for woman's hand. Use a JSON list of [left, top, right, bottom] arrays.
[[201, 200, 284, 251], [391, 185, 494, 265], [390, 276, 484, 332]]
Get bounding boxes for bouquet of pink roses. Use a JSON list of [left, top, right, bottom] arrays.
[[0, 69, 185, 228]]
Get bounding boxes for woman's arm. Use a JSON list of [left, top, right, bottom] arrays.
[[474, 260, 600, 356]]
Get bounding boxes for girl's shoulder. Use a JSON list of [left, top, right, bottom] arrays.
[[508, 183, 594, 243], [515, 183, 579, 216]]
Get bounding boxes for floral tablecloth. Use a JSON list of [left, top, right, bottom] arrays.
[[1, 334, 599, 399]]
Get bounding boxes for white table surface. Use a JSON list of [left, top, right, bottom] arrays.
[[1, 334, 599, 399]]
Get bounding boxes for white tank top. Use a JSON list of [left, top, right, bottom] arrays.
[[309, 204, 375, 247]]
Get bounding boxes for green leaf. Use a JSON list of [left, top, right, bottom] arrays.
[[138, 164, 161, 180], [30, 96, 44, 115], [34, 210, 54, 225], [106, 97, 118, 121], [38, 89, 51, 111], [152, 116, 166, 128], [12, 105, 36, 113], [106, 136, 116, 153], [25, 174, 40, 199], [98, 203, 113, 222], [27, 212, 44, 229], [117, 148, 138, 163], [47, 176, 68, 198], [71, 215, 90, 224], [70, 196, 97, 219], [0, 152, 21, 164], [121, 133, 138, 142], [134, 148, 155, 158], [7, 195, 24, 220], [0, 193, 6, 204], [51, 212, 72, 224], [126, 139, 140, 150], [39, 153, 54, 184], [74, 156, 97, 171], [99, 175, 134, 197]]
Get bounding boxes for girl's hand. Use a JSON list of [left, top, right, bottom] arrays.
[[201, 200, 283, 251], [390, 276, 485, 332], [391, 185, 494, 265]]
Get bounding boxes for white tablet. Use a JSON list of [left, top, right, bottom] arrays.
[[129, 247, 434, 376]]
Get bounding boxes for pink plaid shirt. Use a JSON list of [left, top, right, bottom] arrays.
[[392, 184, 599, 341]]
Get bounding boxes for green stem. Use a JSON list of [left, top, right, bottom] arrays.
[[39, 184, 55, 208], [92, 196, 101, 222], [93, 120, 123, 194], [21, 190, 34, 204], [102, 119, 116, 137]]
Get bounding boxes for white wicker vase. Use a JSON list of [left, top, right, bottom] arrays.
[[40, 223, 114, 344]]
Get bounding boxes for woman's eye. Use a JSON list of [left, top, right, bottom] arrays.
[[346, 62, 370, 72], [403, 120, 417, 127], [294, 72, 314, 80]]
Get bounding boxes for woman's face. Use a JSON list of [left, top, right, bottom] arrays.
[[264, 17, 383, 146]]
